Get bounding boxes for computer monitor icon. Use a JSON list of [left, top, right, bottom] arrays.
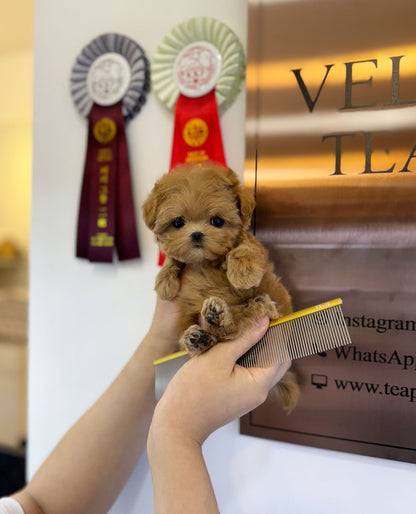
[[311, 374, 328, 389]]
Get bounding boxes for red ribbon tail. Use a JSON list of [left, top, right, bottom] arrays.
[[158, 252, 166, 266], [170, 89, 226, 169]]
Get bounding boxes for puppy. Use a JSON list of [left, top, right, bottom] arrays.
[[143, 163, 299, 412]]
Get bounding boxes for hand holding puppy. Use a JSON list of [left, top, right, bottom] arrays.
[[147, 319, 292, 514], [148, 317, 291, 445]]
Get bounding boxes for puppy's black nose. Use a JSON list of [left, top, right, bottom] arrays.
[[191, 231, 204, 242]]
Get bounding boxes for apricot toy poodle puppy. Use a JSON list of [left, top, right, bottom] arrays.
[[143, 163, 299, 412]]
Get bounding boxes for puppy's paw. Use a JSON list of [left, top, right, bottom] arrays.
[[155, 266, 181, 300], [226, 246, 265, 290], [248, 293, 279, 320], [181, 325, 217, 356], [257, 294, 280, 320], [201, 297, 232, 330]]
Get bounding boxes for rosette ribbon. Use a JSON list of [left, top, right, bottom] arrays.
[[152, 17, 246, 264], [71, 33, 149, 262], [170, 89, 226, 170]]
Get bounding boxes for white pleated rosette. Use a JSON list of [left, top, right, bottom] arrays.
[[152, 17, 246, 112], [70, 33, 150, 122]]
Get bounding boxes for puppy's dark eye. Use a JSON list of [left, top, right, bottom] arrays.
[[210, 216, 224, 228], [172, 217, 185, 229]]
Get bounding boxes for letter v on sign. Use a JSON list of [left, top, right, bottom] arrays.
[[292, 64, 334, 112]]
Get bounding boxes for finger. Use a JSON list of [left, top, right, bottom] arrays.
[[210, 317, 270, 364]]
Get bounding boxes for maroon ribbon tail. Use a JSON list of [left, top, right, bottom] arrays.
[[76, 102, 140, 263], [115, 114, 140, 260]]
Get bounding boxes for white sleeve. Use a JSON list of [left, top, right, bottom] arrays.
[[0, 498, 25, 514]]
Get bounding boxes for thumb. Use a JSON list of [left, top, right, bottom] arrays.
[[218, 316, 270, 363]]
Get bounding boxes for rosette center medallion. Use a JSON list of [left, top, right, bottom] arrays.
[[174, 42, 222, 98]]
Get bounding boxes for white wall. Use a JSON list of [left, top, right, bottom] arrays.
[[29, 0, 246, 512], [30, 1, 414, 513]]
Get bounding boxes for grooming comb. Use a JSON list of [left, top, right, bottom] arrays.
[[154, 298, 351, 400]]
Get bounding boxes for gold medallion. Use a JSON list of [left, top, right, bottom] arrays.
[[93, 117, 117, 144], [182, 118, 209, 147]]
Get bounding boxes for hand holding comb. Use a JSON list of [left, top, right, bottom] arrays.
[[154, 298, 351, 400]]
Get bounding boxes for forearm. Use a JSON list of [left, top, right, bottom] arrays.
[[15, 334, 161, 514], [146, 318, 287, 513], [148, 429, 219, 514]]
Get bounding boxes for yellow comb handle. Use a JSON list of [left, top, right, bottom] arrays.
[[270, 298, 343, 327]]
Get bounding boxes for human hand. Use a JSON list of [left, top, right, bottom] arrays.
[[144, 295, 182, 359], [149, 317, 291, 446]]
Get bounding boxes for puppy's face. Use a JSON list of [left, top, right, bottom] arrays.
[[143, 165, 255, 264]]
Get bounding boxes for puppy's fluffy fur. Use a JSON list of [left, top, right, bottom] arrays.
[[143, 163, 299, 412]]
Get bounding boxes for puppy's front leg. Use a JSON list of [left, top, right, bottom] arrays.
[[155, 257, 182, 300], [226, 243, 267, 290]]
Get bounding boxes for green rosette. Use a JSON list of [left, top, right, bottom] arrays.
[[152, 17, 246, 112]]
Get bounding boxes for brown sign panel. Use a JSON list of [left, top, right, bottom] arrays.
[[242, 0, 416, 463], [241, 288, 416, 464]]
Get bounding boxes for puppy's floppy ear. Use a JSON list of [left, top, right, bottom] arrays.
[[236, 185, 256, 229], [142, 184, 162, 231], [222, 167, 256, 229]]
